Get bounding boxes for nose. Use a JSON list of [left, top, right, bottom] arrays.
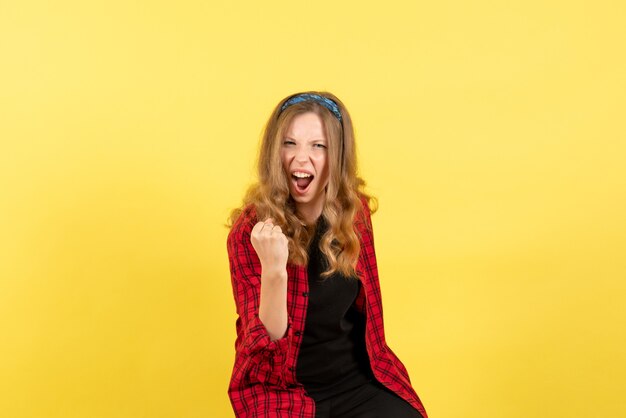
[[294, 144, 311, 163]]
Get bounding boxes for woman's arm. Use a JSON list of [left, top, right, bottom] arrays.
[[251, 217, 290, 341], [227, 215, 293, 383], [258, 269, 288, 340]]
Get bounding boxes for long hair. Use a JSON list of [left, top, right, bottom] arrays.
[[225, 90, 378, 279]]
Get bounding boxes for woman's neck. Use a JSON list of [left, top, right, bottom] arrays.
[[296, 208, 322, 226]]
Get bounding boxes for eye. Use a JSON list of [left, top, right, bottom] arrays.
[[283, 140, 295, 145], [314, 143, 327, 149]]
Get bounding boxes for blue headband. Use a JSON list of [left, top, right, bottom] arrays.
[[279, 93, 343, 122]]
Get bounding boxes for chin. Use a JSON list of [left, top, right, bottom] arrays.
[[292, 195, 311, 203]]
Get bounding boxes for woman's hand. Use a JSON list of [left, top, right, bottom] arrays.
[[250, 217, 289, 279]]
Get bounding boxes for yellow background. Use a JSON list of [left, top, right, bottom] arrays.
[[1, 1, 625, 417]]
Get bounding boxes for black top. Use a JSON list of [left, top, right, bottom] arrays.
[[295, 217, 375, 402]]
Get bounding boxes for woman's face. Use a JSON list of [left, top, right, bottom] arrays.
[[280, 111, 330, 223]]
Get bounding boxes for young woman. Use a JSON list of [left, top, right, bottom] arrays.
[[226, 91, 428, 418]]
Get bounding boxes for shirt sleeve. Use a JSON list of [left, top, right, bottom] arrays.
[[353, 197, 374, 314], [227, 227, 293, 375]]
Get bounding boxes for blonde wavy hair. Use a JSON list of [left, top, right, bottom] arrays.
[[225, 90, 378, 280]]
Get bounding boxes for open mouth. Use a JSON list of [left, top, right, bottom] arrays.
[[292, 173, 314, 193]]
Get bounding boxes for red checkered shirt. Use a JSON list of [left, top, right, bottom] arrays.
[[226, 197, 428, 418]]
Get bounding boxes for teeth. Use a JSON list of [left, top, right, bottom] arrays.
[[293, 172, 312, 178]]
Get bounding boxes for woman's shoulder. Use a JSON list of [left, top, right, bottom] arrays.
[[356, 193, 374, 230], [227, 203, 258, 244]]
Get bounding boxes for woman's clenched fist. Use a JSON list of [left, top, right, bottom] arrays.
[[250, 217, 289, 278]]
